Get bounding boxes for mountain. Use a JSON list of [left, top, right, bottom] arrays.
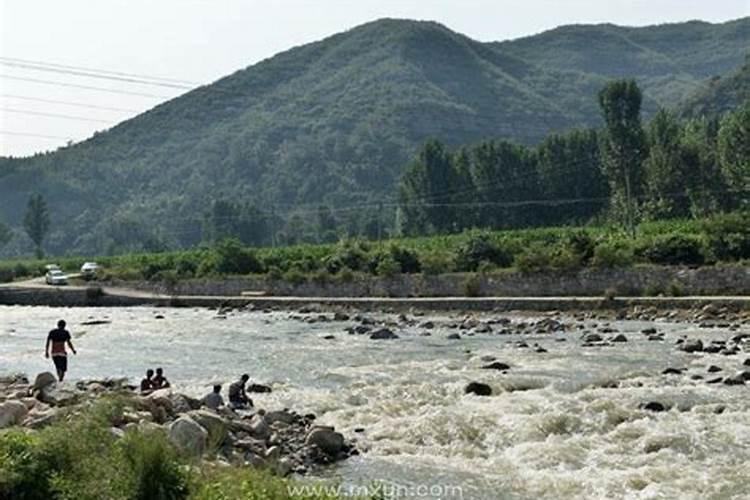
[[1, 17, 748, 256], [679, 59, 750, 117], [493, 18, 750, 107]]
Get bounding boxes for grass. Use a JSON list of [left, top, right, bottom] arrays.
[[1, 211, 747, 284], [0, 398, 371, 500]]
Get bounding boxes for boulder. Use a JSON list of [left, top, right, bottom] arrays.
[[481, 362, 510, 371], [147, 389, 174, 413], [39, 387, 79, 407], [446, 333, 461, 340], [305, 427, 345, 456], [169, 416, 208, 457], [582, 333, 603, 343], [32, 372, 57, 391], [265, 410, 296, 426], [641, 402, 666, 412], [723, 374, 746, 386], [611, 334, 628, 342], [681, 339, 704, 353], [707, 365, 722, 373], [0, 400, 29, 428], [23, 408, 58, 429], [661, 368, 683, 375], [248, 414, 270, 441], [247, 383, 272, 394], [369, 328, 398, 340], [187, 410, 228, 444], [333, 312, 350, 321], [464, 382, 492, 396]]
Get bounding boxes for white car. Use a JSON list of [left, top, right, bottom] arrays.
[[80, 262, 99, 278], [45, 269, 68, 285], [44, 264, 61, 272]]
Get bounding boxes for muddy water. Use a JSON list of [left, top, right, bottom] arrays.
[[1, 305, 748, 499]]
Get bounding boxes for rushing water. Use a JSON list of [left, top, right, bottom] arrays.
[[1, 305, 749, 499]]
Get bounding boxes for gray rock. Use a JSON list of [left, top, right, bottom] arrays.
[[169, 416, 208, 456], [39, 387, 79, 407], [481, 362, 510, 371], [446, 333, 461, 340], [464, 382, 492, 396], [582, 333, 603, 343], [305, 427, 345, 456], [248, 414, 270, 441], [611, 334, 628, 342], [707, 365, 722, 373], [681, 339, 704, 353], [0, 400, 29, 428], [662, 368, 683, 375], [32, 372, 57, 391], [641, 401, 666, 412], [369, 328, 398, 340], [265, 410, 296, 426], [187, 410, 228, 444]]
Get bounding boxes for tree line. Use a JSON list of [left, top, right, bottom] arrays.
[[399, 80, 749, 236]]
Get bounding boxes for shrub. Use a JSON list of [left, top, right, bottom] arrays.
[[563, 230, 595, 265], [214, 238, 264, 275], [702, 211, 750, 262], [591, 241, 634, 268], [515, 245, 554, 273], [0, 266, 14, 283], [323, 240, 369, 273], [311, 269, 331, 285], [462, 273, 482, 297], [119, 430, 188, 500], [266, 265, 283, 281], [174, 257, 197, 278], [636, 234, 706, 266], [337, 267, 355, 283], [455, 232, 513, 271], [282, 268, 307, 285], [420, 251, 454, 275], [375, 255, 400, 277], [387, 244, 421, 273]]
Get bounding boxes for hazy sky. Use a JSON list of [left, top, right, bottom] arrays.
[[1, 0, 747, 156]]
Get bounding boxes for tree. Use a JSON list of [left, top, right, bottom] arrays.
[[316, 205, 338, 243], [718, 100, 750, 206], [23, 194, 50, 259], [598, 80, 647, 235], [642, 110, 690, 218], [0, 222, 11, 249]]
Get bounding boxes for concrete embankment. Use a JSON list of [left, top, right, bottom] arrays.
[[0, 284, 748, 311]]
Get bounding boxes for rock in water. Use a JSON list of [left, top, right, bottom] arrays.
[[33, 372, 57, 391], [0, 401, 29, 428], [641, 402, 666, 412], [611, 334, 628, 342], [305, 427, 345, 456], [169, 416, 208, 457], [369, 328, 398, 340], [464, 382, 492, 396], [247, 383, 272, 393], [481, 362, 510, 371], [680, 339, 704, 353]]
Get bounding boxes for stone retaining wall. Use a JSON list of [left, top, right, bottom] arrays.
[[109, 265, 749, 298]]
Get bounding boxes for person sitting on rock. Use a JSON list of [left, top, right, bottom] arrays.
[[140, 369, 155, 394], [228, 374, 253, 409], [152, 367, 171, 389], [202, 384, 224, 410]]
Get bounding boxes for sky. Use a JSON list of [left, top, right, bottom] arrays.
[[1, 0, 747, 156]]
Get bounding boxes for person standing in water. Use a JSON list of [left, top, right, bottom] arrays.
[[45, 320, 76, 381]]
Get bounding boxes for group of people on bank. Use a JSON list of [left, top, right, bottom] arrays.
[[140, 369, 254, 410], [46, 319, 256, 412]]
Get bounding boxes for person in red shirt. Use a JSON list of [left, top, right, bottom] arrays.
[[45, 319, 77, 381]]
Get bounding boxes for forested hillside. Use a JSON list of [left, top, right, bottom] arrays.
[[0, 17, 748, 257], [680, 58, 750, 118]]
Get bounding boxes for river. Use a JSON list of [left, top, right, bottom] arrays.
[[1, 305, 748, 499]]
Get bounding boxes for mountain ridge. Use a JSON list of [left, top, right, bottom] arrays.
[[1, 16, 748, 256]]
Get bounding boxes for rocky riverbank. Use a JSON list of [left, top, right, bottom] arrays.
[[0, 372, 358, 476]]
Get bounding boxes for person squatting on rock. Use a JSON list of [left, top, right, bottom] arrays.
[[228, 374, 253, 409], [45, 319, 76, 382]]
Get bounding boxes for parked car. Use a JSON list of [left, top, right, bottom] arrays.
[[80, 262, 99, 279], [44, 264, 60, 272], [45, 269, 68, 285]]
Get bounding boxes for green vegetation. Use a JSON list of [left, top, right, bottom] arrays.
[[681, 56, 750, 118], [1, 213, 746, 285], [22, 194, 50, 260], [0, 400, 366, 500], [0, 18, 747, 257]]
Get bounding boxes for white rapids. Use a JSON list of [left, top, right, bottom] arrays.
[[1, 305, 749, 500]]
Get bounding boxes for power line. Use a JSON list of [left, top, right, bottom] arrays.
[[1, 107, 113, 124], [0, 130, 73, 141], [0, 56, 199, 85], [0, 74, 172, 99], [0, 61, 194, 90], [1, 94, 140, 113]]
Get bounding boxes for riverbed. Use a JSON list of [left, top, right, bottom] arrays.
[[1, 305, 749, 499]]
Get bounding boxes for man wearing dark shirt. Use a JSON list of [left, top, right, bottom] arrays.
[[140, 369, 155, 393], [152, 367, 171, 389], [45, 319, 77, 381], [228, 374, 253, 409]]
